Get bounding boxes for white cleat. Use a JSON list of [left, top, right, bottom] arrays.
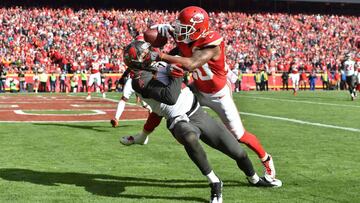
[[120, 134, 148, 146], [86, 95, 91, 100], [262, 154, 276, 182], [102, 93, 106, 98]]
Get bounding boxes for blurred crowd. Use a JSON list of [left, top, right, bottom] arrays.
[[0, 7, 359, 75]]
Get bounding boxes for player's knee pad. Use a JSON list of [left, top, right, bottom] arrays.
[[181, 132, 199, 147], [170, 121, 200, 146]]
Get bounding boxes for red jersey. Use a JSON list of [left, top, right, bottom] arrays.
[[300, 72, 307, 81], [91, 60, 101, 74], [177, 31, 226, 93], [291, 66, 299, 74]]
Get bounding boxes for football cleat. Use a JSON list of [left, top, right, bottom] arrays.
[[110, 119, 119, 128], [209, 181, 223, 203], [86, 95, 91, 100], [102, 92, 106, 98], [120, 134, 149, 146], [248, 177, 282, 188], [262, 154, 276, 181]]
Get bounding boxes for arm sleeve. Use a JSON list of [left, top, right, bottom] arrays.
[[145, 77, 182, 105]]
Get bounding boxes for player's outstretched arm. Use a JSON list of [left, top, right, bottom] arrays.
[[160, 46, 220, 71]]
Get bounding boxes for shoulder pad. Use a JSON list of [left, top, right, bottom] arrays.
[[194, 31, 223, 48]]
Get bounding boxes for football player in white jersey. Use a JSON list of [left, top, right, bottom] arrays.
[[120, 41, 281, 203], [344, 54, 357, 100], [289, 64, 300, 96]]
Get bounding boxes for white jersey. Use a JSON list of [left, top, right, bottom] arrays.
[[344, 60, 355, 76], [138, 62, 194, 119]]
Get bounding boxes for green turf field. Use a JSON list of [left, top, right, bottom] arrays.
[[0, 91, 359, 202]]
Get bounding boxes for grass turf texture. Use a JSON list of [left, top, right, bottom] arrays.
[[0, 91, 359, 202]]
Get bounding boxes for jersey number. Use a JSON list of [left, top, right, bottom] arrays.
[[193, 63, 214, 81]]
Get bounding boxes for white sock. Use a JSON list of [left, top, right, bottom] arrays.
[[115, 100, 126, 120], [247, 173, 260, 184], [206, 170, 220, 183]]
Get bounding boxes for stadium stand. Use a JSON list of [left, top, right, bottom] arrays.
[[0, 0, 358, 91]]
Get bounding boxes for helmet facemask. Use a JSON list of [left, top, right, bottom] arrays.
[[173, 20, 197, 44]]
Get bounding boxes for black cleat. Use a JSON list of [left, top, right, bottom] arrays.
[[209, 181, 223, 203], [248, 177, 282, 188]]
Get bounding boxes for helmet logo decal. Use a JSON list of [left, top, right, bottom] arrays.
[[190, 13, 204, 24], [128, 46, 137, 60]]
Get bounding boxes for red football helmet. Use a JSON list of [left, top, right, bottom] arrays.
[[174, 6, 209, 43]]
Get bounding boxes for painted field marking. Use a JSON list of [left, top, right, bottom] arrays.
[[14, 110, 106, 116], [240, 95, 360, 109], [0, 105, 18, 108], [71, 104, 115, 107], [241, 111, 360, 133]]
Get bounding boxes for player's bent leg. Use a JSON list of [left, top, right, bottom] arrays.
[[171, 121, 211, 175], [193, 109, 282, 187], [208, 90, 279, 182], [170, 120, 223, 202]]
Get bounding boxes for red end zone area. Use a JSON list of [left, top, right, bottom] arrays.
[[0, 94, 149, 122]]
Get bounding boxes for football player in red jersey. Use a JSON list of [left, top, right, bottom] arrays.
[[151, 6, 280, 183], [86, 55, 106, 100]]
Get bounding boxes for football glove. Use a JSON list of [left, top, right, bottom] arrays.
[[150, 24, 174, 37], [167, 64, 185, 78]]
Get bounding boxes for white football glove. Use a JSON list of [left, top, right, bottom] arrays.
[[150, 24, 174, 37], [120, 133, 149, 146]]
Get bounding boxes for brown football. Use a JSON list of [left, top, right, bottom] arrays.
[[143, 29, 168, 48]]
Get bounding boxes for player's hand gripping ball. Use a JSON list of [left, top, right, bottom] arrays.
[[144, 29, 168, 48]]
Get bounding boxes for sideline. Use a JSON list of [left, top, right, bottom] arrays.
[[241, 111, 360, 133]]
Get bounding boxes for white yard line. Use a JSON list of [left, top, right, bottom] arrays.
[[240, 95, 360, 109], [0, 105, 18, 108], [14, 110, 106, 116], [241, 112, 360, 133]]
